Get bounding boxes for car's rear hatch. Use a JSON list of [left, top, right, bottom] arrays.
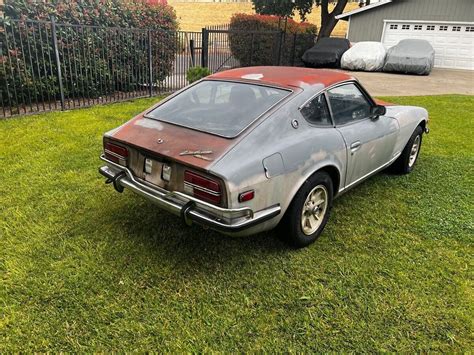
[[108, 113, 238, 172], [104, 113, 241, 207], [103, 80, 293, 206]]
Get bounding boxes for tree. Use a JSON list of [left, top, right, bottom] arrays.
[[252, 0, 350, 39], [318, 0, 349, 38]]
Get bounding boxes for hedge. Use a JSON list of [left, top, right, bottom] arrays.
[[229, 14, 317, 67], [0, 0, 178, 108]]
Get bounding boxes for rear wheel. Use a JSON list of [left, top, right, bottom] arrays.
[[391, 126, 423, 174], [280, 171, 333, 248]]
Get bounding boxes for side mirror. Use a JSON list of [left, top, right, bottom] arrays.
[[370, 105, 386, 119]]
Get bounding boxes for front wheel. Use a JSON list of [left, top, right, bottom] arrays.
[[280, 171, 333, 248], [390, 126, 423, 174]]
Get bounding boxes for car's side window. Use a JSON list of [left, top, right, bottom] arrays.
[[327, 83, 372, 126], [300, 94, 332, 126]]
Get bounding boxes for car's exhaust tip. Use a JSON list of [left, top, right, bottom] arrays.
[[99, 166, 125, 193]]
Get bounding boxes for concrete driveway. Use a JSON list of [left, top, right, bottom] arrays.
[[340, 68, 474, 96]]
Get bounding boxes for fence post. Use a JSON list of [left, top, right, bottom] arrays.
[[277, 30, 284, 66], [50, 16, 65, 110], [190, 39, 195, 67], [201, 28, 209, 68], [148, 30, 153, 97], [291, 33, 297, 66]]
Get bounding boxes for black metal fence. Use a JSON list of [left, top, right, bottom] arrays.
[[204, 23, 323, 69], [1, 18, 204, 118], [1, 18, 319, 118]]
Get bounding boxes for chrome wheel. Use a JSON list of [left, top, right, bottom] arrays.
[[408, 135, 421, 168], [301, 184, 328, 236]]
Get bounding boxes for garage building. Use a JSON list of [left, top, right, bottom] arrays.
[[336, 0, 474, 70]]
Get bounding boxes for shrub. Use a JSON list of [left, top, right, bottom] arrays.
[[186, 66, 211, 84], [2, 0, 177, 32], [0, 0, 178, 108], [229, 14, 317, 67]]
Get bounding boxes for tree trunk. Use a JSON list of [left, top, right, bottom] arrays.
[[318, 0, 348, 39], [318, 14, 338, 38]]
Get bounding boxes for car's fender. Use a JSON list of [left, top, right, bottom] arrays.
[[386, 105, 428, 154]]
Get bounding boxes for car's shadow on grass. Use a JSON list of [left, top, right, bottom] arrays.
[[93, 191, 295, 276], [92, 166, 420, 278]]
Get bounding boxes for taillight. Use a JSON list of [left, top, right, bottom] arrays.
[[104, 142, 128, 165], [184, 170, 222, 205]]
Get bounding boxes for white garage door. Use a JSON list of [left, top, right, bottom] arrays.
[[382, 21, 474, 70]]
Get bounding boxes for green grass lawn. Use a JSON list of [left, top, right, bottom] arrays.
[[0, 95, 472, 351]]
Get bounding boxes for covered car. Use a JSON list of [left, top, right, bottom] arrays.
[[383, 39, 435, 75], [341, 41, 387, 72], [302, 38, 350, 68]]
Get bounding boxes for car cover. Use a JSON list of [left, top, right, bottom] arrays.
[[302, 37, 351, 68], [341, 41, 387, 72], [383, 39, 435, 75]]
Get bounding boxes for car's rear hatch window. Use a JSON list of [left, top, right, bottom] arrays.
[[146, 80, 290, 138]]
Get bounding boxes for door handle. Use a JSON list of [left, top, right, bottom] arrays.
[[350, 141, 361, 154]]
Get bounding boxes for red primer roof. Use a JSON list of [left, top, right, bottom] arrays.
[[207, 66, 354, 89]]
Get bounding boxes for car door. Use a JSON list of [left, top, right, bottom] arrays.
[[326, 82, 399, 189]]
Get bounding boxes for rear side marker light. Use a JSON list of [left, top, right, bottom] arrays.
[[238, 190, 255, 203], [184, 170, 222, 205], [104, 142, 128, 166]]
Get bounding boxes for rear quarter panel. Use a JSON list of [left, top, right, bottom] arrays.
[[211, 87, 347, 234]]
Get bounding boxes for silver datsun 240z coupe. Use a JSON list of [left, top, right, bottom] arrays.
[[99, 67, 429, 247]]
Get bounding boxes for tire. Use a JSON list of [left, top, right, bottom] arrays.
[[390, 126, 423, 174], [280, 171, 333, 248]]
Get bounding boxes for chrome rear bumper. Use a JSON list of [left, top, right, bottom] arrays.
[[99, 155, 280, 233]]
